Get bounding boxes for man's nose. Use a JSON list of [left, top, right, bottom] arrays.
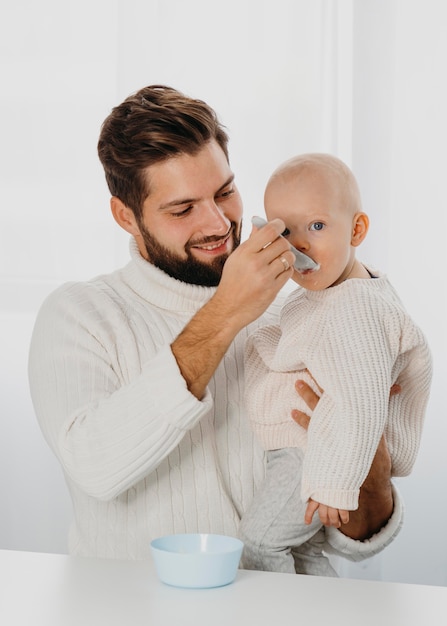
[[199, 202, 231, 235]]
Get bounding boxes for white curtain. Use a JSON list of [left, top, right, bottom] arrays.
[[1, 0, 445, 586]]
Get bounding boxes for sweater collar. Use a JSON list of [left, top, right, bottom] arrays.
[[122, 238, 218, 313]]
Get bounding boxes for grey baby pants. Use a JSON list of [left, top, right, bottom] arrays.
[[239, 447, 338, 576]]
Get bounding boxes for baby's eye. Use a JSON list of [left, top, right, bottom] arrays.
[[310, 222, 325, 231], [281, 227, 291, 237]]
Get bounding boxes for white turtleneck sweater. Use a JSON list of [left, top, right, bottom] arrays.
[[28, 242, 403, 560], [244, 271, 432, 511]]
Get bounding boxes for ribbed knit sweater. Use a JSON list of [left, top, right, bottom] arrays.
[[244, 271, 432, 511], [28, 243, 404, 559], [28, 240, 280, 558]]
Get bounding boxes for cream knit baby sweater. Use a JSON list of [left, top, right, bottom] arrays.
[[28, 243, 404, 559], [244, 271, 432, 511]]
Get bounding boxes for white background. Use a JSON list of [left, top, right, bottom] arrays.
[[0, 0, 445, 586]]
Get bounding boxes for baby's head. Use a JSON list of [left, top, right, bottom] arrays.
[[264, 153, 369, 290]]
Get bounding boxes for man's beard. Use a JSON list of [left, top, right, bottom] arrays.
[[138, 221, 242, 287]]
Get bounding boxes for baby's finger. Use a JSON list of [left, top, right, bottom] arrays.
[[340, 509, 350, 525], [304, 500, 319, 525]]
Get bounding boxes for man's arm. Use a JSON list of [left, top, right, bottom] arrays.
[[29, 220, 294, 501], [172, 220, 295, 399], [293, 380, 398, 541]]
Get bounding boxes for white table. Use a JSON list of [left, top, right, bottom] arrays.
[[0, 549, 445, 625]]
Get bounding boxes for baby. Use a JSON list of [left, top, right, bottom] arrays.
[[240, 153, 432, 575]]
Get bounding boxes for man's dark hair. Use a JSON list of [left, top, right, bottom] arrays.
[[97, 85, 229, 222]]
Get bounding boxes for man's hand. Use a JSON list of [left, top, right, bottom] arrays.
[[217, 218, 295, 330], [291, 379, 320, 429], [292, 379, 402, 429], [173, 219, 294, 399], [293, 378, 399, 541]]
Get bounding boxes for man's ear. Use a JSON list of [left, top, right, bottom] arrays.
[[351, 212, 369, 247], [110, 197, 141, 236]]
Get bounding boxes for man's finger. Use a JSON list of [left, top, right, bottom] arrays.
[[295, 380, 319, 411], [390, 384, 401, 397], [291, 409, 310, 430]]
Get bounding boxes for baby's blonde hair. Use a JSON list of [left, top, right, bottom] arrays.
[[266, 153, 362, 216]]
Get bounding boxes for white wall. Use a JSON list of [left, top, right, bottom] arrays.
[[349, 1, 447, 586], [0, 0, 445, 586]]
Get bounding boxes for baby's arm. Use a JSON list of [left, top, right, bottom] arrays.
[[305, 499, 350, 527]]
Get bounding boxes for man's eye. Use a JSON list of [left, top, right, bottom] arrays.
[[218, 187, 234, 199], [310, 222, 324, 231], [172, 205, 193, 217]]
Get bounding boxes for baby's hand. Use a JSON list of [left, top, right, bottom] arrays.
[[304, 499, 350, 527]]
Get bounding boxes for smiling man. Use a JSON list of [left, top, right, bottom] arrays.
[[28, 85, 402, 563], [110, 140, 242, 287]]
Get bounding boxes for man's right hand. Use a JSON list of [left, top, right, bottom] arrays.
[[215, 218, 295, 332], [172, 219, 294, 401]]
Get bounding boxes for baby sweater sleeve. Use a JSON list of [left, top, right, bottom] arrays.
[[28, 283, 213, 501], [297, 292, 399, 510]]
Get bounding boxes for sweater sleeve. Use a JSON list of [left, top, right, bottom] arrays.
[[28, 283, 213, 501], [299, 294, 398, 511], [384, 318, 432, 476]]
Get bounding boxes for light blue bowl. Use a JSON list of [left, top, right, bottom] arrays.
[[150, 533, 244, 588]]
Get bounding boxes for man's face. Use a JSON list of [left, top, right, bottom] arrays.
[[134, 140, 243, 286]]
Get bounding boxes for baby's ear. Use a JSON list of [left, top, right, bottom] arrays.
[[351, 212, 369, 247]]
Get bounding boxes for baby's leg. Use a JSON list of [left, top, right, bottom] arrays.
[[240, 448, 327, 574], [291, 529, 338, 577]]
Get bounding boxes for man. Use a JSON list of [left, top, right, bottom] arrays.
[[28, 85, 402, 561]]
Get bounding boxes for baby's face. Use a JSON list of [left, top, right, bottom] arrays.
[[264, 169, 358, 290]]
